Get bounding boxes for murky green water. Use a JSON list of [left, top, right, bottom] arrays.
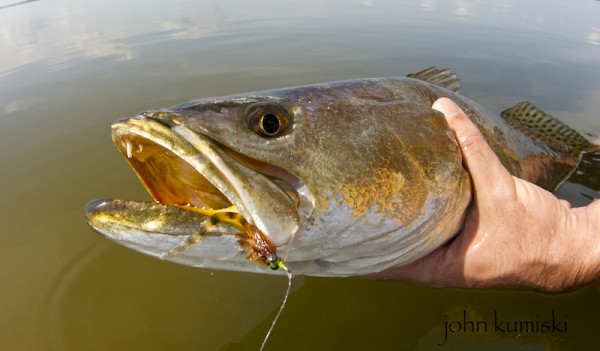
[[2, 0, 600, 350]]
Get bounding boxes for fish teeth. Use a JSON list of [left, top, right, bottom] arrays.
[[126, 141, 133, 158]]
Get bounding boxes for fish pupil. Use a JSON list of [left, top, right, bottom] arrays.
[[261, 114, 280, 135]]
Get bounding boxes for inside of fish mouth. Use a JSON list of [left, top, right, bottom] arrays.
[[115, 132, 303, 216]]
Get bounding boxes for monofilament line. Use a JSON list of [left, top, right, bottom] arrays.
[[259, 267, 293, 351]]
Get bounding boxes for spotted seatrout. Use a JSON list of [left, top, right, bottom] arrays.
[[85, 67, 597, 276]]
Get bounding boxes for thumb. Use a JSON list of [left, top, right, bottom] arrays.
[[432, 98, 514, 196]]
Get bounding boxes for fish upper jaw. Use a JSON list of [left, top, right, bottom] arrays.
[[103, 114, 300, 248]]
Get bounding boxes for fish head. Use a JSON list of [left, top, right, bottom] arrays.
[[85, 79, 470, 275]]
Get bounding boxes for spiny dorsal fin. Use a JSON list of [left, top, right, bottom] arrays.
[[501, 101, 598, 152], [407, 66, 461, 92]]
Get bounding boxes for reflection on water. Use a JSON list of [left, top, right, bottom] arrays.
[[1, 0, 600, 350], [0, 0, 39, 10], [3, 0, 600, 79]]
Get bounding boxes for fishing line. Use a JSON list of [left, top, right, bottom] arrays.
[[259, 230, 296, 349], [259, 265, 293, 351], [259, 226, 297, 349]]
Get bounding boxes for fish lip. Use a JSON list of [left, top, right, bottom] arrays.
[[84, 198, 253, 267], [105, 114, 300, 247], [85, 198, 242, 239]]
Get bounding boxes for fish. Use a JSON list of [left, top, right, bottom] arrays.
[[85, 67, 598, 276]]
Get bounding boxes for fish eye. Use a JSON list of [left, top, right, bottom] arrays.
[[267, 253, 278, 264], [246, 103, 290, 137]]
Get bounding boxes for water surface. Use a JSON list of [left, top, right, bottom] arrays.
[[1, 0, 600, 350]]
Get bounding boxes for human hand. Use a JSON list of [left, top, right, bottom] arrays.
[[371, 98, 600, 292]]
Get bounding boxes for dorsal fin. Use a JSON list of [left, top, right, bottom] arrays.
[[500, 101, 598, 152], [407, 66, 461, 92]]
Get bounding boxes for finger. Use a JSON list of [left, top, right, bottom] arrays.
[[433, 98, 514, 196]]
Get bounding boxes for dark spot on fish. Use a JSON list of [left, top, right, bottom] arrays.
[[207, 217, 219, 227], [222, 212, 236, 219]]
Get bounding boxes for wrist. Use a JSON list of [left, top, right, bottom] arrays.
[[533, 201, 597, 292], [575, 201, 600, 287], [546, 201, 600, 292]]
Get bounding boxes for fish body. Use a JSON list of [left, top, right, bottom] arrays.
[[85, 69, 585, 276]]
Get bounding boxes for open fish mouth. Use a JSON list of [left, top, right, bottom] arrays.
[[85, 114, 301, 269]]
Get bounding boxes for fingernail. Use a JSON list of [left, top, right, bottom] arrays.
[[432, 98, 462, 117]]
